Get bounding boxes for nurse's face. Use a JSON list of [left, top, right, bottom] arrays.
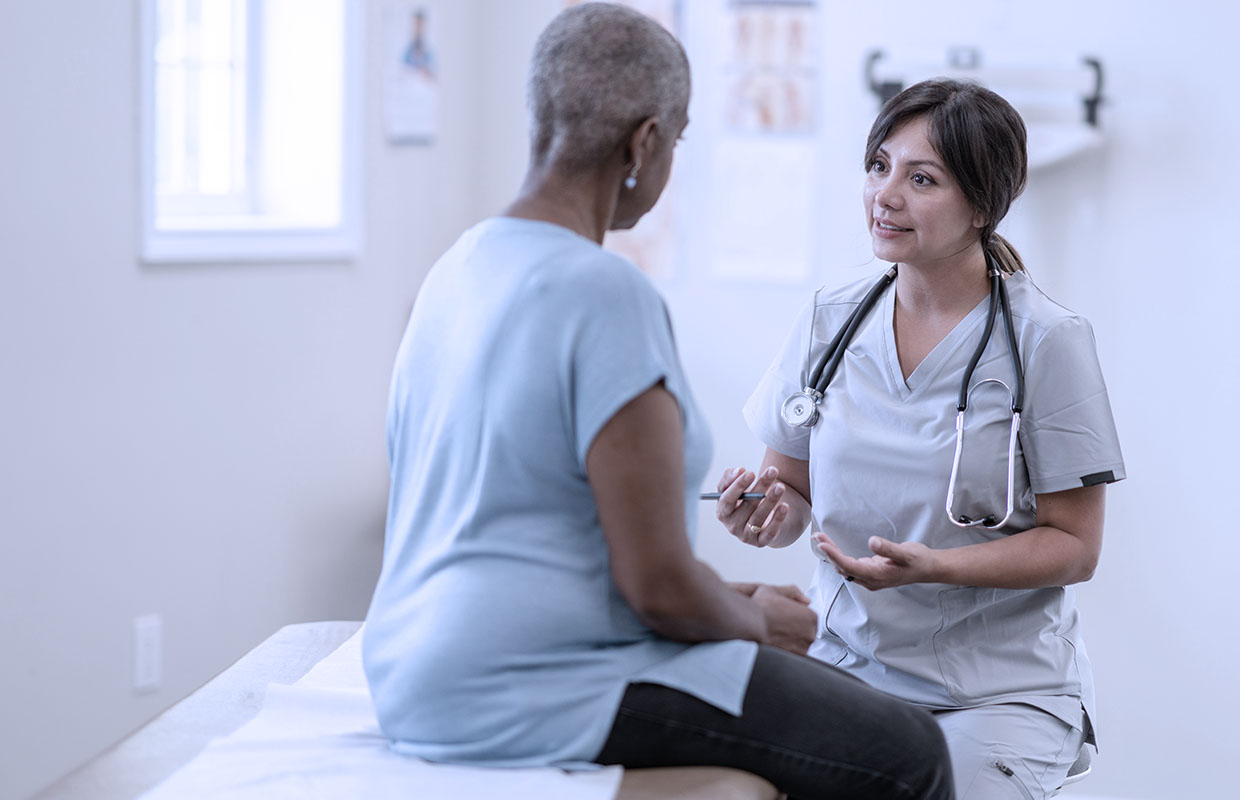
[[863, 116, 985, 270]]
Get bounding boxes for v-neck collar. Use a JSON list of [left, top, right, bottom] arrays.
[[881, 282, 991, 400]]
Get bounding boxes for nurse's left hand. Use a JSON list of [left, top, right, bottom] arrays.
[[813, 533, 936, 590]]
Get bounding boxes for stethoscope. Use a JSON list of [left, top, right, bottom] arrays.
[[780, 257, 1026, 529]]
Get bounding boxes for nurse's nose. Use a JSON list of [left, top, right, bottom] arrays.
[[874, 177, 904, 210]]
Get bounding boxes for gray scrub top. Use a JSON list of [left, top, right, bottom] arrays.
[[744, 269, 1125, 743], [364, 217, 757, 768]]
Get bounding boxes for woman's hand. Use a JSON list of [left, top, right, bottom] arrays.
[[751, 584, 816, 655], [813, 532, 938, 590], [714, 466, 791, 547]]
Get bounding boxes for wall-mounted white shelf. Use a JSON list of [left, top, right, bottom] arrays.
[[864, 50, 1106, 171]]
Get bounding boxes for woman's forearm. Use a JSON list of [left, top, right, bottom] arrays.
[[589, 386, 811, 650], [930, 525, 1098, 589], [817, 484, 1105, 591], [930, 484, 1106, 589], [636, 561, 768, 643]]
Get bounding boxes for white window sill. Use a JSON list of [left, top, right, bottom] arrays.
[[141, 228, 360, 264]]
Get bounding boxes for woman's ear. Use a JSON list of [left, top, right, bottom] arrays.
[[627, 116, 660, 169]]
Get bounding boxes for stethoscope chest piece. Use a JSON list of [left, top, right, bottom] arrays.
[[781, 388, 822, 427]]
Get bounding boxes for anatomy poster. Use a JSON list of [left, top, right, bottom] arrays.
[[724, 0, 817, 135]]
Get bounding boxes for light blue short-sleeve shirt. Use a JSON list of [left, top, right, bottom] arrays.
[[744, 269, 1124, 743], [364, 218, 757, 768]]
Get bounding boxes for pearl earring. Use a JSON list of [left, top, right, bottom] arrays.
[[625, 165, 639, 190]]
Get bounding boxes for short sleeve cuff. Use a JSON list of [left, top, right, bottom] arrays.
[[1029, 463, 1126, 496]]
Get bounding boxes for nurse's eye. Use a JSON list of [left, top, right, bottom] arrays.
[[911, 172, 936, 186], [867, 159, 888, 174]]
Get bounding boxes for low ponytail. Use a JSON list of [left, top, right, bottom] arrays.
[[985, 232, 1026, 275]]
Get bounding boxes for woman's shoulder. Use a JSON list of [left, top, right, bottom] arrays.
[[1006, 271, 1096, 344], [541, 247, 662, 326], [468, 216, 658, 301], [812, 266, 893, 310], [564, 243, 652, 292]]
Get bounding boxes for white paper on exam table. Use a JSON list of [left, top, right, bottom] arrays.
[[138, 629, 624, 800]]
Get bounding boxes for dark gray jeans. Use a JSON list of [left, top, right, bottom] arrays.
[[594, 645, 954, 800]]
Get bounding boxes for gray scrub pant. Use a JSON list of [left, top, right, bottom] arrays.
[[934, 703, 1087, 799], [593, 645, 955, 800]]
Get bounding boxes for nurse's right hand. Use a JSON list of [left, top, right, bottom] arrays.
[[752, 584, 816, 655], [715, 466, 789, 547]]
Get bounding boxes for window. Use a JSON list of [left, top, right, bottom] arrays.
[[140, 0, 362, 262]]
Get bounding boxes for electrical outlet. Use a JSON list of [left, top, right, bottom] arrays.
[[132, 613, 163, 693]]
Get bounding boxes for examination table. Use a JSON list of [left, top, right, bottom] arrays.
[[34, 621, 779, 800]]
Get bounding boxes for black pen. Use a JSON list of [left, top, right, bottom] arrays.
[[699, 492, 766, 500]]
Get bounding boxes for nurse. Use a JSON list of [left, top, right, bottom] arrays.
[[716, 79, 1125, 799]]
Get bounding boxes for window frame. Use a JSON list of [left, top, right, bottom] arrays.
[[138, 0, 364, 264]]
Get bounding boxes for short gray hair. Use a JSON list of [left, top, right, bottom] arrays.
[[527, 3, 690, 172]]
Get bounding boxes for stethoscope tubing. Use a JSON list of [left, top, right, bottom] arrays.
[[806, 266, 897, 395], [957, 255, 1025, 414], [945, 381, 1022, 529], [784, 259, 1026, 531]]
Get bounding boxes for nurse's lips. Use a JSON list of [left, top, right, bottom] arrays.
[[873, 219, 913, 237]]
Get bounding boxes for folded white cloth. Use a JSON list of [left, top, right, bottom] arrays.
[[140, 629, 623, 800]]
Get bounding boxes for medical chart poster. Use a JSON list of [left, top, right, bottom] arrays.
[[384, 3, 439, 144], [707, 137, 817, 283], [709, 0, 819, 283]]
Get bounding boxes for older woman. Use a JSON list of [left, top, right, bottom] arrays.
[[363, 5, 951, 798]]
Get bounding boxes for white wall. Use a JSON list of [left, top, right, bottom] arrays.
[[0, 1, 484, 797], [3, 1, 1235, 798]]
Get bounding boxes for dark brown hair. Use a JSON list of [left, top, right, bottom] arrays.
[[865, 79, 1028, 273]]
